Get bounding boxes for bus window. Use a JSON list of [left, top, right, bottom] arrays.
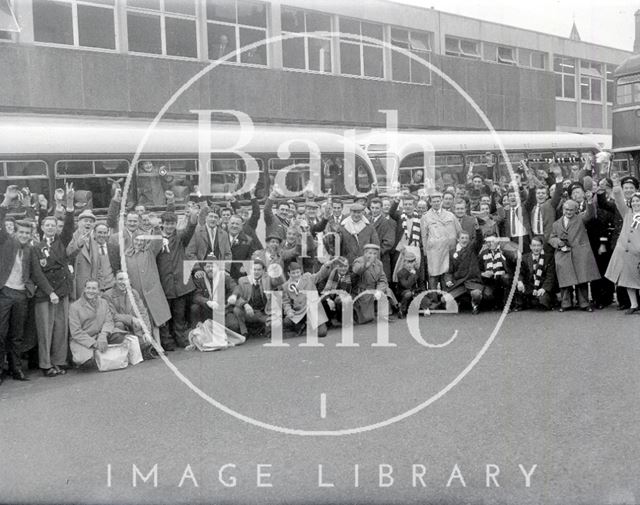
[[368, 154, 397, 190], [526, 151, 554, 177], [137, 159, 198, 207], [209, 158, 264, 198], [399, 153, 464, 190], [56, 159, 129, 209], [465, 153, 496, 181], [611, 154, 631, 179], [436, 154, 464, 187], [553, 151, 581, 180], [269, 158, 311, 194], [0, 161, 50, 210], [497, 153, 526, 182]]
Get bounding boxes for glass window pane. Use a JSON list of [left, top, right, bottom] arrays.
[[607, 80, 614, 103], [6, 161, 47, 177], [580, 77, 590, 100], [445, 37, 458, 54], [33, 0, 73, 45], [518, 48, 531, 67], [164, 0, 195, 16], [391, 28, 409, 47], [127, 0, 161, 10], [363, 45, 383, 78], [340, 41, 360, 76], [236, 0, 265, 28], [78, 4, 115, 50], [0, 31, 11, 41], [127, 12, 161, 54], [306, 11, 330, 33], [281, 7, 304, 32], [207, 0, 235, 23], [94, 160, 129, 175], [392, 50, 410, 82], [531, 51, 545, 69], [339, 18, 360, 37], [409, 31, 430, 52], [238, 27, 266, 64], [633, 82, 640, 102], [555, 73, 563, 97], [411, 54, 429, 84], [460, 39, 478, 56], [207, 22, 236, 60], [483, 42, 497, 61], [564, 75, 575, 98], [166, 16, 197, 57], [57, 161, 93, 176], [282, 37, 305, 69], [591, 79, 601, 102], [361, 21, 382, 42], [497, 46, 514, 63], [308, 37, 331, 72]]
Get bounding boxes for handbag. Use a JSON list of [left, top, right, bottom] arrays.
[[124, 335, 143, 365], [94, 344, 129, 372], [187, 320, 229, 352]]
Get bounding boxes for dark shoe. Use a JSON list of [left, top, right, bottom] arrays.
[[162, 342, 176, 352], [12, 370, 29, 381], [558, 307, 565, 313], [43, 368, 59, 378], [53, 365, 66, 375], [471, 305, 480, 315], [581, 306, 594, 312], [625, 307, 639, 315], [618, 304, 630, 311]]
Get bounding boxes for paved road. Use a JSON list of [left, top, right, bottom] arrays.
[[1, 307, 639, 505]]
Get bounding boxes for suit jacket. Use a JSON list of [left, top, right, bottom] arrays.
[[67, 231, 120, 299], [0, 206, 53, 297], [232, 274, 285, 313], [263, 196, 290, 242], [186, 225, 232, 264], [103, 285, 151, 335], [500, 205, 532, 239], [228, 231, 258, 280], [156, 220, 197, 299], [520, 252, 556, 293], [69, 295, 115, 365], [33, 210, 75, 301], [525, 182, 563, 241]]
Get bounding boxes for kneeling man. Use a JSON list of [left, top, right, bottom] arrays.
[[69, 279, 124, 367]]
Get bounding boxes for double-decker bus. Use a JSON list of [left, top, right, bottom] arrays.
[[612, 53, 640, 178]]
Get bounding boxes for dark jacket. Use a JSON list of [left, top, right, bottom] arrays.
[[520, 251, 556, 293], [157, 220, 197, 299], [263, 196, 290, 242], [229, 231, 258, 280], [33, 210, 75, 301], [0, 206, 53, 297]]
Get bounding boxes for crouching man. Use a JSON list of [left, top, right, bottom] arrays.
[[190, 261, 240, 333], [352, 244, 396, 324], [516, 235, 556, 310], [103, 271, 156, 360], [445, 229, 484, 314], [231, 260, 284, 338], [69, 279, 124, 367], [282, 260, 334, 338]]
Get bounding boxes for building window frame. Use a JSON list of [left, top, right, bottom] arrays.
[[606, 64, 615, 105], [126, 0, 199, 60], [579, 60, 603, 103], [32, 0, 119, 52], [389, 26, 432, 85], [554, 55, 576, 101], [205, 0, 268, 67], [337, 16, 385, 79], [444, 35, 481, 59], [280, 6, 332, 74]]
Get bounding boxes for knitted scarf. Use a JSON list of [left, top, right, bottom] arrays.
[[632, 213, 640, 230], [401, 211, 421, 246], [323, 268, 352, 293], [532, 254, 545, 289], [482, 248, 506, 276]]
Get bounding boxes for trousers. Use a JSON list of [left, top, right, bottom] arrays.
[[0, 287, 28, 373], [35, 297, 69, 369]]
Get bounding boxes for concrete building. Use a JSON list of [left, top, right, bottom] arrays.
[[0, 0, 632, 133]]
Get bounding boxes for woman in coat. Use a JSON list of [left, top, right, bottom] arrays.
[[124, 232, 171, 342], [605, 175, 640, 314]]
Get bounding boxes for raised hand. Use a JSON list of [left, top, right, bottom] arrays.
[[55, 188, 65, 202], [65, 182, 75, 207]]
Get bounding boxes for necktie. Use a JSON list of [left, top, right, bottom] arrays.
[[100, 244, 106, 256], [536, 205, 543, 235]]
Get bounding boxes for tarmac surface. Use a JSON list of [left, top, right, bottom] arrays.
[[1, 306, 639, 505]]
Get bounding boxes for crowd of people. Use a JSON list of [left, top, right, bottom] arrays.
[[1, 155, 640, 384]]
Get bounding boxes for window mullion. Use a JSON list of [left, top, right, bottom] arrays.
[[72, 0, 79, 46]]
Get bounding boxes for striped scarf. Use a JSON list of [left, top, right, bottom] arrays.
[[401, 212, 421, 246], [482, 248, 506, 276], [632, 214, 640, 230], [323, 268, 352, 294], [532, 254, 544, 289]]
